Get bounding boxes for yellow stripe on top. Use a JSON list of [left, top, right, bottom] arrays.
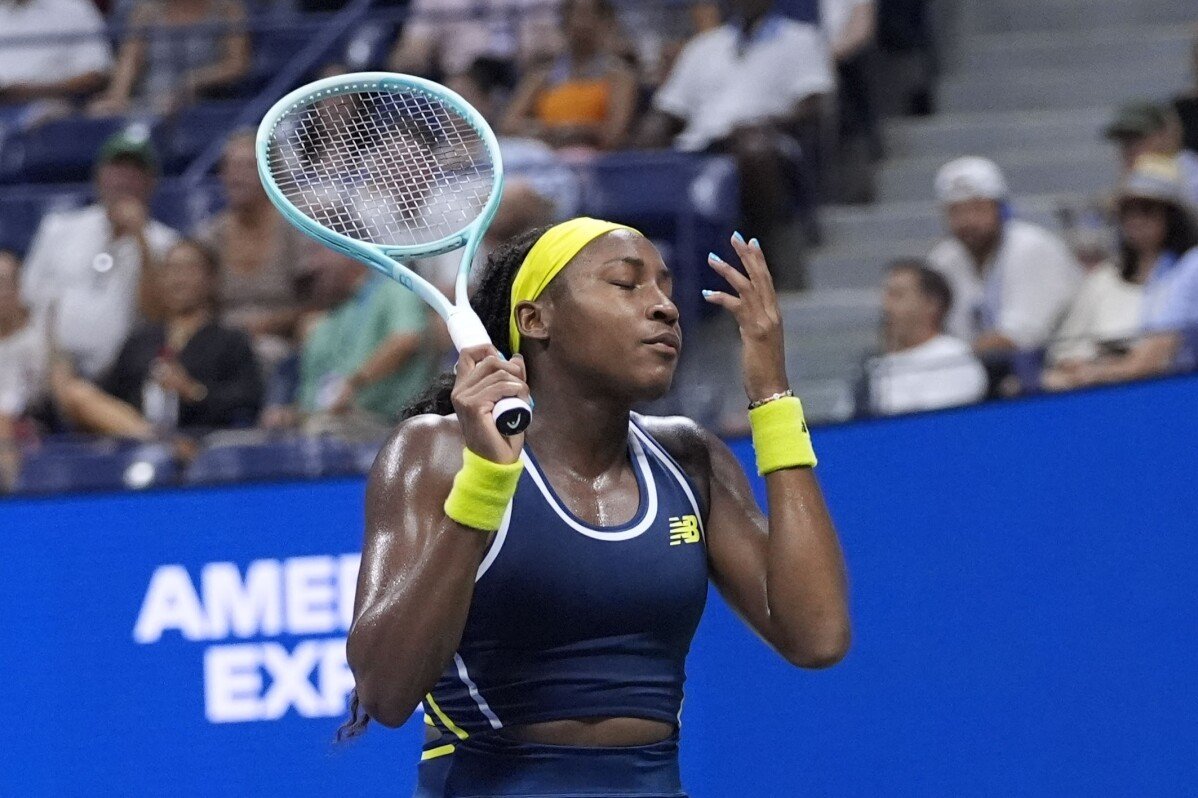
[[424, 693, 469, 740], [421, 744, 456, 761], [508, 217, 641, 353]]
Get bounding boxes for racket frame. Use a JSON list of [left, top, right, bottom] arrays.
[[255, 71, 505, 351]]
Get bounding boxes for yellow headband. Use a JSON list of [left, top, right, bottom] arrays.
[[508, 217, 639, 352]]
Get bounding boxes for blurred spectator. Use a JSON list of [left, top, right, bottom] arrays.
[[89, 0, 250, 117], [1171, 27, 1198, 153], [388, 0, 562, 84], [448, 64, 581, 218], [263, 244, 433, 437], [417, 176, 555, 367], [927, 156, 1082, 353], [0, 249, 48, 420], [417, 175, 555, 295], [822, 0, 880, 201], [501, 0, 637, 151], [1043, 266, 1143, 383], [874, 0, 935, 116], [51, 238, 262, 439], [197, 130, 311, 367], [864, 259, 987, 416], [1044, 155, 1198, 390], [0, 412, 15, 492], [637, 0, 834, 284], [1055, 201, 1117, 274], [0, 0, 112, 111], [0, 250, 47, 488], [1103, 102, 1198, 206], [20, 131, 179, 379]]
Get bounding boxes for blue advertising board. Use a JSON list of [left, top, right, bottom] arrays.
[[2, 376, 1196, 796]]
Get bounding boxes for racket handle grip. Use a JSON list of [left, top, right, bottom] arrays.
[[492, 397, 532, 437]]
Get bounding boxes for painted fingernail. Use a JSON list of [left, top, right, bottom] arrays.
[[732, 231, 745, 243], [708, 251, 724, 263], [749, 238, 759, 248], [701, 289, 714, 297]]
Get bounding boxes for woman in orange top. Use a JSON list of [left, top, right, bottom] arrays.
[[501, 0, 637, 151]]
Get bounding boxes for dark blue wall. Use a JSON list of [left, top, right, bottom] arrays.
[[2, 377, 1196, 796]]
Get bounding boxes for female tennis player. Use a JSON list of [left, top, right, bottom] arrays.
[[345, 219, 851, 797]]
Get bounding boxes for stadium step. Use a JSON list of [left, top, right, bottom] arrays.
[[875, 144, 1115, 203], [962, 24, 1194, 74], [938, 58, 1190, 114], [780, 289, 883, 422], [821, 194, 1073, 244], [961, 0, 1197, 35], [885, 107, 1113, 160], [805, 236, 943, 291]]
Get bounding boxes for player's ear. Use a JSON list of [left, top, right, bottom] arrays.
[[514, 299, 550, 343]]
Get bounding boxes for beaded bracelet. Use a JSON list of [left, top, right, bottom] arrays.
[[747, 389, 794, 410]]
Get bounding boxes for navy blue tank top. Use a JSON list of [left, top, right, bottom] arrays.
[[421, 417, 709, 757]]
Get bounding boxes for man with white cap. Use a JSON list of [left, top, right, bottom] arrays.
[[927, 156, 1082, 354]]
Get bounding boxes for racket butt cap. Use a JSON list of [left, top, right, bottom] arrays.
[[493, 397, 532, 436]]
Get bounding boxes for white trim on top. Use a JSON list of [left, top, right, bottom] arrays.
[[475, 501, 513, 582], [519, 431, 658, 541], [454, 653, 503, 730], [629, 421, 705, 536]]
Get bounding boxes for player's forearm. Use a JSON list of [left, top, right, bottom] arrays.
[[762, 468, 851, 668], [101, 42, 142, 102], [1083, 333, 1177, 385], [3, 71, 107, 101], [134, 234, 163, 320], [187, 54, 248, 94], [347, 528, 487, 727]]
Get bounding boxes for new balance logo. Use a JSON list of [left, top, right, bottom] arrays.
[[669, 515, 700, 545]]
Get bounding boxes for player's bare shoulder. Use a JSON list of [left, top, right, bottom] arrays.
[[635, 414, 714, 502], [370, 413, 466, 490]]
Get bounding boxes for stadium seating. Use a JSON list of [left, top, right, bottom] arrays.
[[16, 439, 176, 494], [0, 183, 91, 253], [0, 117, 132, 185], [185, 435, 374, 485]]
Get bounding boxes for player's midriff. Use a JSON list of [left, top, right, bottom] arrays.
[[425, 717, 673, 747]]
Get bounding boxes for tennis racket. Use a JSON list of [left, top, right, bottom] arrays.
[[255, 71, 531, 435]]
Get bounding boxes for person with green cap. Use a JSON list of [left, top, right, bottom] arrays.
[[19, 130, 179, 380], [1103, 101, 1198, 206]]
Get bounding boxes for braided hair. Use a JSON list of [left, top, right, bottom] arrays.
[[336, 224, 551, 742]]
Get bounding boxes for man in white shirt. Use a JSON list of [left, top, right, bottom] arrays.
[[866, 259, 988, 416], [638, 0, 835, 287], [20, 131, 179, 379], [0, 0, 112, 107], [926, 156, 1082, 352]]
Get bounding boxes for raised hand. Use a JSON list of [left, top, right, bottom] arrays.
[[451, 345, 529, 465], [702, 233, 790, 403]]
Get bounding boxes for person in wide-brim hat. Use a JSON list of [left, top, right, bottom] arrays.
[[1058, 154, 1198, 388]]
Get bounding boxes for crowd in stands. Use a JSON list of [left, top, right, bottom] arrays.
[[869, 90, 1198, 413], [0, 0, 1195, 493]]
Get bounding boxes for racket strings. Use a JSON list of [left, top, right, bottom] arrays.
[[266, 88, 496, 247]]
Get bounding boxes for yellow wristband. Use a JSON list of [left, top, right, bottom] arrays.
[[748, 395, 817, 475], [443, 448, 524, 531]]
